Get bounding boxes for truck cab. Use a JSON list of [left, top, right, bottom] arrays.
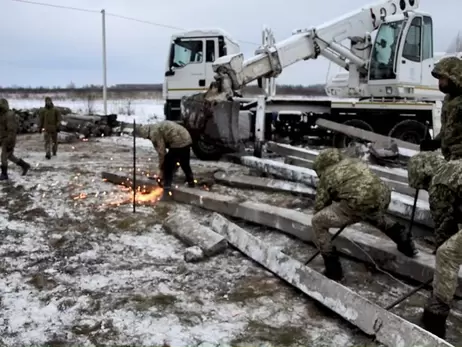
[[163, 29, 240, 120]]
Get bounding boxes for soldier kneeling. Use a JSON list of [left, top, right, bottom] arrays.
[[137, 121, 195, 201], [408, 152, 462, 338], [311, 149, 417, 281]]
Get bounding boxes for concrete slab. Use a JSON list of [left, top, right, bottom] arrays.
[[101, 171, 462, 296], [285, 155, 428, 200], [209, 213, 452, 347], [267, 141, 409, 184], [163, 212, 227, 257], [239, 156, 433, 228], [213, 170, 316, 197], [315, 118, 420, 152]]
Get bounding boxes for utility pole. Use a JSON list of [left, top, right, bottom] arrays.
[[101, 9, 108, 115]]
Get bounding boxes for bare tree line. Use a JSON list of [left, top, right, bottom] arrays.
[[0, 83, 328, 99]]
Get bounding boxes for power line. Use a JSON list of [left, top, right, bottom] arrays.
[[10, 0, 260, 46]]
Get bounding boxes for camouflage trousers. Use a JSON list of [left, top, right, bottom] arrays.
[[1, 145, 19, 167], [44, 131, 58, 155], [433, 228, 462, 304], [311, 201, 395, 254]]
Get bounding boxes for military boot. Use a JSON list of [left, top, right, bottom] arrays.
[[321, 249, 344, 281], [17, 159, 30, 176], [421, 294, 450, 338], [0, 165, 8, 180], [159, 187, 172, 201], [52, 149, 57, 156], [45, 152, 51, 160], [383, 222, 418, 257], [185, 177, 195, 188]]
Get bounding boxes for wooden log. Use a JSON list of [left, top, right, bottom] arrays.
[[163, 211, 227, 256], [100, 171, 462, 296], [267, 141, 409, 184], [315, 118, 419, 152], [285, 155, 428, 200], [213, 170, 316, 197], [210, 213, 452, 347], [239, 156, 433, 228]]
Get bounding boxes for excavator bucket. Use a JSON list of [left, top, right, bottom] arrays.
[[180, 87, 241, 153]]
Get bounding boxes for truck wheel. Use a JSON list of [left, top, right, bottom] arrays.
[[191, 136, 224, 161], [388, 119, 429, 144], [332, 119, 373, 148]]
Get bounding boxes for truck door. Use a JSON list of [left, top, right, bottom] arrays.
[[165, 38, 206, 100], [420, 16, 435, 89], [205, 39, 218, 88], [396, 16, 423, 86]]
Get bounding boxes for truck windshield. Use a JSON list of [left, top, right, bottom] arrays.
[[170, 39, 203, 68], [369, 20, 404, 80]]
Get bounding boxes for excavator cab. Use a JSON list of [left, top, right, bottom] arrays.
[[367, 12, 438, 99]]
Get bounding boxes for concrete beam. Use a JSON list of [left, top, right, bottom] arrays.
[[210, 213, 453, 347], [163, 212, 227, 257], [267, 141, 409, 184], [239, 156, 433, 228], [315, 118, 419, 153], [101, 171, 462, 296], [213, 170, 316, 197], [285, 155, 428, 200]]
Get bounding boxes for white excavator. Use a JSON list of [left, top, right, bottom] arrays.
[[162, 0, 462, 160]]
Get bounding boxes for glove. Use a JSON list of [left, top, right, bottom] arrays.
[[420, 139, 441, 152]]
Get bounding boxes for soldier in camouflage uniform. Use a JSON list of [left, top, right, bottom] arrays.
[[0, 98, 31, 180], [408, 152, 462, 338], [137, 120, 195, 201], [39, 97, 62, 159], [420, 56, 462, 160], [312, 149, 417, 281]]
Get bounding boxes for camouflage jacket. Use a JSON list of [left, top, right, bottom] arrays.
[[429, 160, 462, 247], [408, 152, 461, 247], [432, 57, 462, 160], [314, 157, 391, 214], [0, 99, 18, 147], [39, 106, 61, 132], [139, 121, 192, 170]]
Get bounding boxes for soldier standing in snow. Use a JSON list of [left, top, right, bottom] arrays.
[[420, 56, 462, 160], [0, 98, 31, 180], [39, 96, 61, 159], [311, 148, 417, 281], [137, 120, 195, 201], [408, 152, 462, 338]]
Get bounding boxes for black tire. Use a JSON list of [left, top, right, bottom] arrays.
[[388, 119, 429, 144], [191, 136, 224, 161], [332, 119, 373, 148]]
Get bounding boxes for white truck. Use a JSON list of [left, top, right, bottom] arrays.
[[163, 0, 461, 160]]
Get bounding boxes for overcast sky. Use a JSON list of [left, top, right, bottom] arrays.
[[1, 0, 460, 87]]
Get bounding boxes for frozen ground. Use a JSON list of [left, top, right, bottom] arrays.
[[6, 97, 165, 125], [1, 132, 461, 346]]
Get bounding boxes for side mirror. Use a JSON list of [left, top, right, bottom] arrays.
[[165, 70, 175, 76]]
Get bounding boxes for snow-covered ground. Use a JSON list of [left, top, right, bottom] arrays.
[[7, 97, 165, 125], [1, 97, 462, 346]]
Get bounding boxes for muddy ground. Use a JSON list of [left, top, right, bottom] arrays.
[[0, 133, 461, 346]]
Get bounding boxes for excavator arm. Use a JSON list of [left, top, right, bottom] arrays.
[[213, 0, 420, 93]]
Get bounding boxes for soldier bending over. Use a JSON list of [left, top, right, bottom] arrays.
[[311, 149, 417, 281], [138, 121, 195, 201], [408, 152, 462, 338], [39, 97, 61, 159], [0, 99, 31, 180]]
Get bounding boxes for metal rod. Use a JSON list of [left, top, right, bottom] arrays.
[[101, 9, 108, 116], [133, 119, 136, 213], [385, 278, 433, 310], [304, 225, 347, 265]]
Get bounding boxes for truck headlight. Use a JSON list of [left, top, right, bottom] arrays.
[[386, 86, 393, 94]]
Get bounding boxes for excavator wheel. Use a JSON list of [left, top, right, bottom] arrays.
[[332, 119, 373, 148], [191, 135, 225, 161], [388, 119, 429, 144]]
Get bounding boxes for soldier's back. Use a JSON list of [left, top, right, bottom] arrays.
[[324, 158, 388, 211], [158, 121, 192, 148]]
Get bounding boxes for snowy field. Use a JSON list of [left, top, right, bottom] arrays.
[[0, 97, 461, 346], [6, 96, 165, 125]]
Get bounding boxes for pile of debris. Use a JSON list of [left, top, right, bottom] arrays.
[[13, 106, 72, 133]]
